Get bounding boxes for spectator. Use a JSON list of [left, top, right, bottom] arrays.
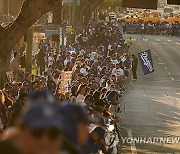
[[37, 49, 46, 75], [76, 84, 86, 103], [131, 54, 138, 80], [10, 52, 20, 82], [82, 127, 107, 154], [17, 103, 64, 154], [47, 76, 56, 94]]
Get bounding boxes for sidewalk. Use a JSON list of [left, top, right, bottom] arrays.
[[119, 80, 180, 153], [120, 80, 180, 126]]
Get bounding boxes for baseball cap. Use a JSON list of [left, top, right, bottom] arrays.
[[58, 104, 89, 145], [93, 116, 106, 127], [59, 104, 89, 124], [85, 95, 94, 103], [21, 103, 64, 131], [94, 127, 105, 139]]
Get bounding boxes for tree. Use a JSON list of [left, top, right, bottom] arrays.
[[3, 0, 24, 16], [77, 0, 104, 30], [99, 0, 123, 12], [0, 0, 104, 87], [0, 0, 62, 87]]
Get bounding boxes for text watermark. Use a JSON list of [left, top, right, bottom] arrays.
[[121, 137, 180, 144]]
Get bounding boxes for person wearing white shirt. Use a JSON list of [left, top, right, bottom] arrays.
[[47, 53, 54, 67], [76, 85, 86, 103], [64, 54, 72, 66], [111, 55, 119, 65], [121, 56, 126, 62], [90, 51, 98, 61], [112, 63, 124, 76]]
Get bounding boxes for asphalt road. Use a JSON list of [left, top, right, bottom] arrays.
[[119, 34, 180, 154]]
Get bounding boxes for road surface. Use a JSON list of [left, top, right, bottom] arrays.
[[119, 34, 180, 154]]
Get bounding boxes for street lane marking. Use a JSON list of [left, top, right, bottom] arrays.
[[150, 47, 175, 81], [120, 126, 137, 154], [143, 39, 148, 42], [155, 39, 161, 42], [175, 42, 180, 46], [167, 40, 172, 42], [131, 39, 136, 41], [127, 128, 137, 154]]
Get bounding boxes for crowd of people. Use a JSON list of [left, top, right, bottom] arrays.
[[121, 21, 180, 36], [0, 21, 138, 154]]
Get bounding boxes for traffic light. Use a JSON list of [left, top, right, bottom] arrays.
[[122, 0, 158, 9], [167, 0, 180, 5]]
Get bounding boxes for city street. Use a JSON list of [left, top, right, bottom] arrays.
[[120, 34, 180, 153], [1, 0, 180, 153]]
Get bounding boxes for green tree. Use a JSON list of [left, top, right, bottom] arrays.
[[100, 0, 122, 11], [0, 0, 105, 87], [0, 0, 61, 87]]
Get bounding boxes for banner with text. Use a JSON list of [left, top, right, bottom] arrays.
[[138, 49, 154, 75]]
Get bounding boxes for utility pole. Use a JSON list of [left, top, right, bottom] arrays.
[[25, 27, 33, 73]]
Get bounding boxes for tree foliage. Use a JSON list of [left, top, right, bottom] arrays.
[[0, 0, 105, 87], [0, 0, 61, 87], [99, 0, 122, 9], [77, 0, 104, 29]]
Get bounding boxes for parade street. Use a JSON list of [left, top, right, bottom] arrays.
[[120, 34, 180, 153]]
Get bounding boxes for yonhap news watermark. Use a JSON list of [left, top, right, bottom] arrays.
[[121, 137, 180, 144]]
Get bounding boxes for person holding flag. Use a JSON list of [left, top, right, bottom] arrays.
[[131, 54, 138, 80]]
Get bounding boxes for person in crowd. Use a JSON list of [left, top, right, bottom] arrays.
[[106, 91, 120, 115], [76, 84, 86, 103], [19, 81, 31, 96], [59, 104, 89, 153], [16, 103, 64, 154], [24, 72, 32, 85], [82, 127, 107, 154], [37, 49, 46, 75], [11, 83, 19, 100], [9, 93, 28, 126], [131, 54, 138, 80], [64, 52, 72, 67], [10, 51, 20, 82], [20, 52, 26, 69], [0, 21, 134, 154], [47, 76, 56, 94], [45, 65, 53, 77], [48, 52, 55, 67], [3, 90, 14, 112], [0, 90, 8, 129]]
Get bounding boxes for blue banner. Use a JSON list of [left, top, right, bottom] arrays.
[[138, 49, 154, 75]]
